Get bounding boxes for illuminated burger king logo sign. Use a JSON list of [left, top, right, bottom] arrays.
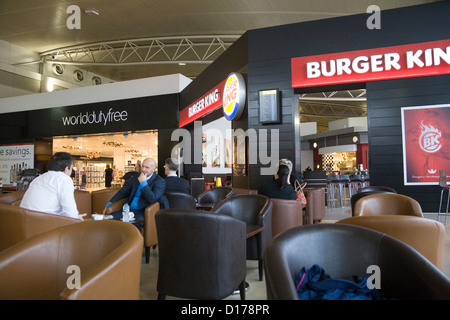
[[222, 73, 246, 121], [419, 121, 442, 153]]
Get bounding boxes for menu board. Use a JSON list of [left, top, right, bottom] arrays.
[[259, 89, 280, 124]]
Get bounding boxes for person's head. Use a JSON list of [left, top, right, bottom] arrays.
[[48, 152, 73, 176], [141, 158, 156, 178], [275, 164, 291, 188], [106, 164, 110, 169], [164, 157, 178, 175], [276, 158, 292, 175]]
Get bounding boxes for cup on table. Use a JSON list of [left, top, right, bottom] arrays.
[[123, 211, 135, 222], [92, 214, 104, 221]]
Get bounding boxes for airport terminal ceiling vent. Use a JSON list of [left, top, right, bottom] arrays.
[[299, 89, 367, 133], [40, 35, 240, 68]]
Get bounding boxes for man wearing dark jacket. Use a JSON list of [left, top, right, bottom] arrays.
[[103, 158, 169, 220], [164, 157, 191, 195]]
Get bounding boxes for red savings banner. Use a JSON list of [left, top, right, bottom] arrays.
[[402, 104, 450, 185]]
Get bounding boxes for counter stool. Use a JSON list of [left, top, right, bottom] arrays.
[[338, 175, 351, 207], [326, 175, 340, 208], [438, 170, 450, 223], [349, 174, 363, 197]]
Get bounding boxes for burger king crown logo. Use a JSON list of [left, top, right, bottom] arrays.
[[419, 121, 442, 153], [222, 73, 245, 121]]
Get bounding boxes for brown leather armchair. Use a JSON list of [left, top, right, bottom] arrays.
[[350, 186, 397, 215], [212, 194, 273, 281], [304, 187, 325, 224], [337, 215, 446, 270], [271, 198, 303, 238], [0, 220, 143, 300], [74, 190, 92, 218], [196, 186, 235, 207], [0, 190, 26, 206], [353, 193, 423, 217], [264, 224, 450, 300], [165, 191, 197, 209], [104, 198, 160, 264], [155, 209, 247, 300], [91, 188, 122, 215], [0, 203, 80, 252]]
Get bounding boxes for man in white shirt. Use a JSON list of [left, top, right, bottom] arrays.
[[20, 152, 85, 220]]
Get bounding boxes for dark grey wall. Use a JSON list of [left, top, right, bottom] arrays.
[[367, 74, 450, 212], [246, 58, 300, 189], [245, 1, 450, 209]]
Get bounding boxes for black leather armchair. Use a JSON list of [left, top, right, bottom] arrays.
[[155, 208, 247, 300], [212, 194, 273, 281], [196, 187, 235, 207], [264, 223, 450, 300], [165, 191, 197, 209]]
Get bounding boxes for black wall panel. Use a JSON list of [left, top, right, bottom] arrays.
[[247, 59, 300, 190], [244, 1, 450, 210], [367, 74, 450, 212]]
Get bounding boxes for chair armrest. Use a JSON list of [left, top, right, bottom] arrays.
[[104, 198, 127, 215], [143, 202, 160, 247]]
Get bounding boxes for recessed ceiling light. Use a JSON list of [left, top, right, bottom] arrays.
[[178, 62, 186, 66]]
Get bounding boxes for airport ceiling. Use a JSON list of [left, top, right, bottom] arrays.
[[1, 0, 438, 82], [0, 0, 440, 132]]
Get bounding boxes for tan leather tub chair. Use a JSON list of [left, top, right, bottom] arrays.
[[0, 203, 80, 252], [0, 190, 26, 206], [74, 190, 93, 218], [353, 193, 423, 217], [271, 198, 303, 238], [0, 220, 143, 300], [304, 187, 326, 224], [91, 188, 122, 214], [337, 215, 445, 270], [104, 196, 160, 264]]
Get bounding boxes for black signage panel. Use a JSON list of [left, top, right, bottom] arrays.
[[259, 89, 280, 124], [27, 94, 179, 137]]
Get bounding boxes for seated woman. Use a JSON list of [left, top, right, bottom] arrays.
[[258, 164, 297, 200]]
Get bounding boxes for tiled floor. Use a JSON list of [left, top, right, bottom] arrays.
[[138, 205, 450, 300]]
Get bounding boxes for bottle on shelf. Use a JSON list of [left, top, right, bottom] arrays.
[[10, 165, 14, 184]]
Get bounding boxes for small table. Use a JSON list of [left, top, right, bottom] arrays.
[[101, 215, 144, 226], [117, 218, 144, 226]]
